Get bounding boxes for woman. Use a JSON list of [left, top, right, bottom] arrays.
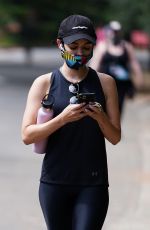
[[21, 15, 121, 230], [90, 20, 143, 115]]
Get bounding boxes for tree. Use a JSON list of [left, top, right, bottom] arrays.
[[0, 0, 149, 46]]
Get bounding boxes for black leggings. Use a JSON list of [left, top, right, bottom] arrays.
[[39, 182, 109, 230]]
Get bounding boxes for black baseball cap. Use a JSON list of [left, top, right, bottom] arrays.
[[58, 15, 97, 45]]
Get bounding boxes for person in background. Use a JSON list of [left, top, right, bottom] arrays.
[[21, 15, 121, 230], [90, 20, 144, 115]]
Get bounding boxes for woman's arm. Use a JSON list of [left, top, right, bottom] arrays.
[[21, 73, 63, 145], [21, 73, 86, 145], [125, 42, 144, 89], [85, 73, 121, 145], [89, 42, 106, 71]]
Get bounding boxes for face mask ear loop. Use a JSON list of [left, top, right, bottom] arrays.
[[60, 40, 76, 63], [59, 40, 67, 61]]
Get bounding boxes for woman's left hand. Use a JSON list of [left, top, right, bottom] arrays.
[[84, 102, 103, 120]]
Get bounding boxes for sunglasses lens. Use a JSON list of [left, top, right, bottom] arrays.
[[69, 83, 79, 104], [70, 96, 78, 104], [69, 83, 79, 94]]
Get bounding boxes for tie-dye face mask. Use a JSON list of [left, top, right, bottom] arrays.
[[60, 45, 93, 69]]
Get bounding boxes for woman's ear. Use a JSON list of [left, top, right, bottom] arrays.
[[56, 39, 62, 49]]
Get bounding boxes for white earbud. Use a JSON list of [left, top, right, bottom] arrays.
[[59, 43, 64, 51]]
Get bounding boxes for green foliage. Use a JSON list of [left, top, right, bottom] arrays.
[[108, 0, 150, 33], [0, 0, 149, 46]]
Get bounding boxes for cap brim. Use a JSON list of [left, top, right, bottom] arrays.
[[63, 33, 96, 45]]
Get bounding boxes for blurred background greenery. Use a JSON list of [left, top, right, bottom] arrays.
[[0, 0, 149, 47]]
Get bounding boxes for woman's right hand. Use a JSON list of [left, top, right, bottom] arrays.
[[59, 103, 87, 124]]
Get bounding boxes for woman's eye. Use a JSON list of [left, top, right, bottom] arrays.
[[68, 45, 93, 52], [83, 47, 91, 50], [70, 47, 91, 51]]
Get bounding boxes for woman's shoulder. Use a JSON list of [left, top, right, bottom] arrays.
[[97, 71, 115, 83], [30, 72, 53, 95], [96, 71, 116, 95], [33, 72, 54, 88], [90, 68, 114, 83], [34, 72, 52, 84]]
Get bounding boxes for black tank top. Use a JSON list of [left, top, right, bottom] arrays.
[[100, 44, 130, 81], [40, 67, 109, 186]]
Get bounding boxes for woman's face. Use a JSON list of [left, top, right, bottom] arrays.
[[64, 39, 94, 56], [57, 38, 94, 69]]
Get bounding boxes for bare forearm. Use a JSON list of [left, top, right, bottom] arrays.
[[97, 111, 121, 145], [22, 114, 64, 145], [22, 103, 88, 145]]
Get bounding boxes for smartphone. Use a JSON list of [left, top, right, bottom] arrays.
[[77, 93, 96, 104]]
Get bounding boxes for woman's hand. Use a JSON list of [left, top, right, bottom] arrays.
[[59, 103, 87, 124], [84, 102, 103, 121]]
